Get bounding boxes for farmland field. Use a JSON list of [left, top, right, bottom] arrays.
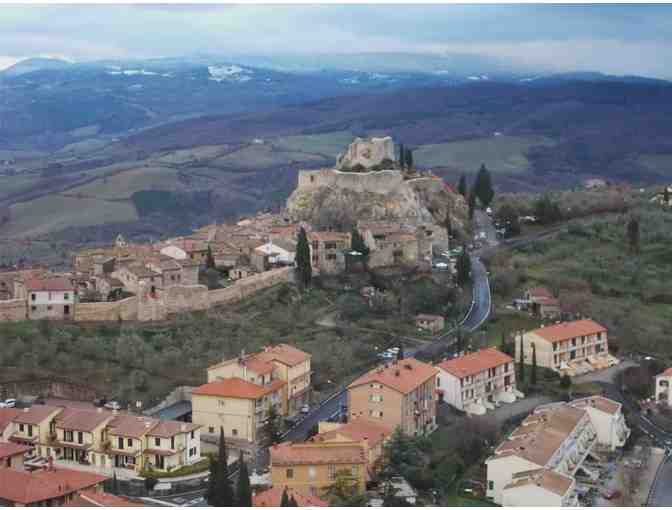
[[414, 135, 556, 174], [210, 143, 327, 170], [271, 130, 354, 158], [65, 166, 183, 200]]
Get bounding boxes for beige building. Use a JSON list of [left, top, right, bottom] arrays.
[[270, 440, 367, 497], [192, 377, 286, 443], [308, 231, 351, 274], [486, 396, 630, 506], [655, 368, 672, 406], [53, 408, 115, 466], [347, 357, 438, 437], [207, 344, 312, 416], [415, 314, 445, 334], [436, 347, 518, 414], [9, 405, 63, 457], [518, 319, 614, 376], [315, 418, 393, 469]]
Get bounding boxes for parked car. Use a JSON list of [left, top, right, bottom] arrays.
[[300, 405, 310, 414], [104, 400, 121, 411], [4, 398, 16, 408]]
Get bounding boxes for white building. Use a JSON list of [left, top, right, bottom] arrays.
[[25, 277, 76, 320], [254, 239, 296, 265], [436, 348, 519, 414], [485, 396, 630, 506], [502, 469, 576, 507], [655, 368, 672, 406]]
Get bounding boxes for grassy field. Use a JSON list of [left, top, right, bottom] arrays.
[[155, 144, 232, 165], [271, 130, 354, 158], [414, 135, 556, 174], [66, 166, 182, 200], [210, 143, 326, 170], [0, 174, 44, 201], [2, 194, 138, 237]]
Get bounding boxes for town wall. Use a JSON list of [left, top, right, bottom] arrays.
[[0, 299, 26, 321], [73, 296, 138, 322], [296, 168, 404, 194], [165, 284, 209, 315], [208, 266, 292, 307]]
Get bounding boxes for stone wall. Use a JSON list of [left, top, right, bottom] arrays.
[[74, 297, 138, 321], [336, 136, 395, 169], [209, 267, 292, 307], [296, 168, 404, 193], [165, 284, 209, 315], [0, 299, 26, 321]]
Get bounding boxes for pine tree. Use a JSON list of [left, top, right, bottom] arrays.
[[456, 246, 471, 287], [206, 453, 218, 505], [474, 164, 495, 208], [236, 451, 252, 506], [531, 342, 537, 385], [457, 174, 467, 197], [468, 191, 476, 220], [399, 143, 406, 169], [627, 215, 640, 255], [212, 427, 234, 507], [295, 227, 312, 290], [205, 245, 216, 269], [405, 148, 413, 170], [281, 488, 291, 507], [518, 335, 525, 383]]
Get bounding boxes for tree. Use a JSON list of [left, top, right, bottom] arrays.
[[664, 186, 671, 205], [235, 451, 252, 506], [531, 342, 538, 385], [456, 247, 471, 287], [351, 227, 370, 265], [399, 143, 406, 169], [405, 148, 414, 170], [560, 373, 572, 389], [324, 469, 367, 506], [497, 204, 521, 237], [500, 331, 512, 356], [281, 488, 290, 507], [206, 245, 216, 269], [627, 215, 640, 255], [295, 227, 312, 290], [288, 495, 299, 507], [209, 428, 234, 507], [533, 194, 563, 225], [518, 335, 525, 383], [473, 164, 494, 208], [468, 191, 476, 220], [457, 174, 467, 197], [263, 404, 282, 445], [443, 212, 453, 241]]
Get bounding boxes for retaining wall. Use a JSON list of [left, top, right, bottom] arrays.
[[73, 297, 138, 321], [165, 284, 209, 315], [0, 299, 26, 321]]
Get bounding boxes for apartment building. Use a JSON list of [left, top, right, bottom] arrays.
[[518, 319, 614, 376], [655, 368, 672, 406], [436, 347, 519, 414], [485, 396, 630, 506], [315, 418, 393, 468], [347, 358, 438, 436], [207, 344, 312, 416], [192, 377, 286, 443], [270, 440, 367, 496], [25, 277, 76, 320], [308, 231, 351, 274]]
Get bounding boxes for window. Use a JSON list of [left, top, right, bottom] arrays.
[[369, 394, 383, 403], [127, 438, 133, 448], [28, 425, 33, 436], [218, 400, 226, 408], [31, 306, 36, 311], [155, 437, 161, 447], [190, 431, 195, 440], [325, 242, 337, 250], [77, 431, 83, 444], [351, 465, 359, 477], [209, 427, 214, 434], [118, 437, 124, 449], [171, 437, 175, 450], [286, 468, 294, 479], [65, 430, 74, 442], [308, 467, 316, 480], [31, 293, 36, 301], [47, 305, 52, 311], [232, 429, 238, 436], [328, 464, 337, 480], [19, 424, 24, 433], [488, 481, 494, 491], [326, 253, 337, 260], [64, 293, 69, 300]]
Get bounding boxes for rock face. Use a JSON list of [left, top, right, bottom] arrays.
[[285, 167, 468, 235], [336, 137, 395, 170]]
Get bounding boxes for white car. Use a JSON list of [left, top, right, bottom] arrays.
[[300, 405, 310, 414], [4, 399, 16, 408], [104, 401, 121, 411]]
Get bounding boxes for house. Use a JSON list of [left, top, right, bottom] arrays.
[[436, 348, 518, 414], [656, 368, 672, 407], [25, 277, 76, 320], [105, 414, 159, 471], [485, 396, 629, 506], [254, 239, 297, 266], [502, 469, 576, 507], [270, 440, 367, 496], [415, 314, 445, 334], [315, 418, 393, 467], [145, 256, 184, 288], [159, 239, 209, 264], [308, 232, 351, 274], [0, 467, 108, 507], [518, 319, 615, 376], [192, 377, 286, 443], [359, 222, 420, 269], [207, 344, 312, 416], [520, 287, 561, 319], [0, 442, 33, 470], [9, 405, 64, 457], [252, 487, 328, 507], [52, 408, 116, 468], [347, 358, 438, 436], [230, 265, 254, 281], [143, 420, 201, 472], [112, 264, 161, 295]]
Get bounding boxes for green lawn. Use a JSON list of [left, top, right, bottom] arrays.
[[414, 135, 556, 174]]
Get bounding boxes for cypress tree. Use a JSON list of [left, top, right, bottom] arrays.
[[295, 227, 312, 290], [405, 148, 413, 170], [236, 451, 252, 506], [456, 246, 471, 287], [518, 335, 525, 383], [281, 488, 290, 507], [351, 227, 370, 265], [627, 215, 640, 255], [399, 143, 406, 169], [206, 453, 218, 505], [468, 191, 476, 220], [289, 495, 299, 507], [213, 427, 234, 507], [500, 331, 508, 355], [205, 245, 216, 269], [531, 342, 538, 385], [474, 164, 494, 208], [457, 174, 467, 197]]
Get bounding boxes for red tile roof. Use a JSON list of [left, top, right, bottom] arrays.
[[55, 409, 114, 432], [24, 277, 74, 292], [438, 348, 514, 379], [348, 357, 438, 395], [253, 487, 328, 507], [13, 405, 63, 425], [64, 490, 143, 507], [0, 441, 33, 459], [193, 377, 286, 400], [148, 420, 200, 438], [0, 408, 21, 434], [0, 467, 107, 505], [108, 415, 159, 438], [527, 287, 553, 299], [528, 319, 607, 344], [271, 441, 366, 466], [313, 418, 393, 449], [256, 343, 311, 367]]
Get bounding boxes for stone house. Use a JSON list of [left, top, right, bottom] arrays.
[[25, 277, 76, 320], [308, 231, 351, 274], [112, 265, 161, 295], [347, 358, 438, 437], [145, 256, 183, 288], [519, 287, 561, 319], [254, 239, 297, 266], [415, 314, 445, 334]]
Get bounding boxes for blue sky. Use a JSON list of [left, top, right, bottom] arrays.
[[1, 4, 672, 78]]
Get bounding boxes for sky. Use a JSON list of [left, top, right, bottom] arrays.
[[1, 4, 672, 78]]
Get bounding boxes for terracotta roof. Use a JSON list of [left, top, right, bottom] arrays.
[[24, 277, 74, 292], [271, 441, 366, 466], [659, 368, 672, 378], [348, 357, 438, 395], [108, 415, 159, 438], [0, 408, 21, 434], [255, 344, 311, 367], [308, 231, 351, 243], [148, 420, 200, 438], [527, 319, 607, 344], [193, 377, 286, 400], [13, 405, 63, 425], [0, 467, 107, 505], [253, 487, 328, 507], [64, 490, 143, 507], [504, 468, 574, 497], [55, 409, 114, 432], [0, 441, 33, 459], [313, 418, 393, 449], [438, 348, 514, 379], [527, 287, 553, 299], [569, 396, 621, 415]]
